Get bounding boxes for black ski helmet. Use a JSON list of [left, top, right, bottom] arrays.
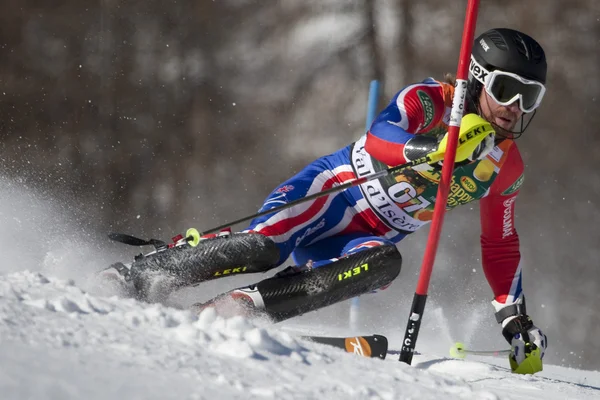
[[466, 28, 547, 118]]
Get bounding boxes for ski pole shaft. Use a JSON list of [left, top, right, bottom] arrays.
[[464, 349, 511, 356], [201, 156, 425, 234], [450, 342, 510, 358]]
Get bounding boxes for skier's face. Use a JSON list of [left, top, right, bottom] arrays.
[[479, 90, 523, 134]]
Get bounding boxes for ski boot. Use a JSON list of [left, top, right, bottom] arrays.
[[92, 262, 137, 298]]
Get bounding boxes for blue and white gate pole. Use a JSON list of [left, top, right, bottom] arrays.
[[349, 79, 380, 331]]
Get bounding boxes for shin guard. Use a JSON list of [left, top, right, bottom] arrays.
[[193, 244, 402, 323], [130, 233, 280, 301]]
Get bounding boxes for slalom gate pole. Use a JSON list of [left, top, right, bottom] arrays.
[[365, 80, 380, 131], [398, 0, 480, 365], [350, 79, 381, 331]]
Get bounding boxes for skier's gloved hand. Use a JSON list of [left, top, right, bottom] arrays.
[[403, 113, 495, 165], [460, 130, 495, 163], [494, 298, 547, 375], [502, 315, 547, 374]]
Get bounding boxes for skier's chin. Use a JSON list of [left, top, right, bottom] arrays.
[[493, 124, 517, 139]]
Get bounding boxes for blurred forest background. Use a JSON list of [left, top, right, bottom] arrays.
[[1, 0, 599, 370]]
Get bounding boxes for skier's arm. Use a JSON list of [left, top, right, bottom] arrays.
[[479, 143, 524, 306], [364, 79, 451, 166], [479, 147, 547, 374]]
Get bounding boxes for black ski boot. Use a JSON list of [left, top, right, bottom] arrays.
[[191, 244, 402, 322], [92, 262, 137, 298], [129, 232, 280, 303]]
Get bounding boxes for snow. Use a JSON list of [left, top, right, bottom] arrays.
[[1, 271, 600, 400], [1, 176, 599, 399]]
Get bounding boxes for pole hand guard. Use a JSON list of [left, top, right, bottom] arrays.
[[428, 113, 495, 164]]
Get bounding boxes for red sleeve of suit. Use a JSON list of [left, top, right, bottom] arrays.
[[479, 143, 524, 304]]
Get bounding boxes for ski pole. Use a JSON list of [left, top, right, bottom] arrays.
[[109, 155, 431, 247], [449, 342, 511, 359], [200, 155, 426, 235], [398, 0, 480, 365]]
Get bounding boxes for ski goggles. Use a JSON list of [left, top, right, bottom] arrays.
[[470, 56, 546, 113]]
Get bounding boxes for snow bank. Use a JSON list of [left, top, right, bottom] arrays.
[[1, 271, 599, 400]]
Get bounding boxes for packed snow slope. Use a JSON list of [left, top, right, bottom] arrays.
[[1, 271, 600, 400], [1, 177, 599, 399]]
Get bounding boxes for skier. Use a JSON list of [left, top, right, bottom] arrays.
[[105, 28, 548, 374]]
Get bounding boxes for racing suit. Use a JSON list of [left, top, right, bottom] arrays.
[[246, 77, 525, 305]]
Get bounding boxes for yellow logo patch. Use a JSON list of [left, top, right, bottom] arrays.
[[214, 266, 248, 276], [338, 263, 369, 281], [460, 176, 477, 193]]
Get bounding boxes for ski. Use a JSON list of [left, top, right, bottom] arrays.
[[303, 334, 388, 359]]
